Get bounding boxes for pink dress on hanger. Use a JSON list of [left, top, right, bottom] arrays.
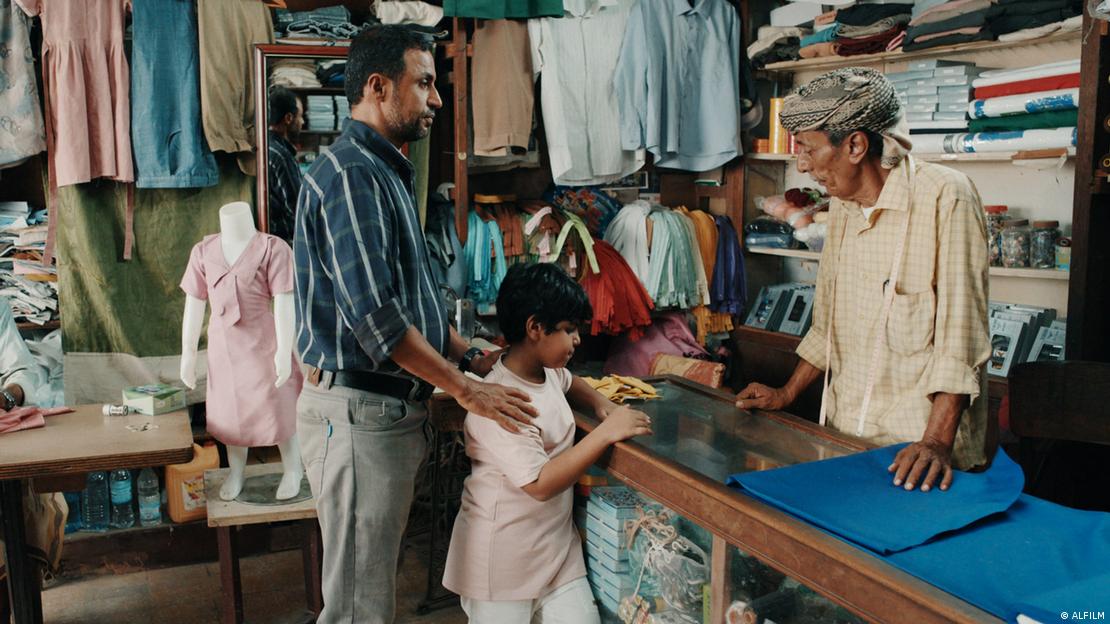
[[14, 0, 133, 186], [179, 233, 302, 448]]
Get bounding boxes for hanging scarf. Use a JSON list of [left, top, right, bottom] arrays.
[[682, 208, 735, 343], [462, 210, 507, 305], [604, 201, 653, 287], [580, 241, 655, 340], [645, 210, 701, 310], [710, 216, 746, 316]]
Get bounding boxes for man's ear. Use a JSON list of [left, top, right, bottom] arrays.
[[282, 112, 294, 127], [846, 130, 870, 164], [364, 73, 390, 104]]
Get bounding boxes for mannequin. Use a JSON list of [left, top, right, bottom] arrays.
[[180, 201, 303, 501]]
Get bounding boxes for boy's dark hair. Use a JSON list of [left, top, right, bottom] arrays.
[[268, 87, 299, 124], [345, 25, 435, 106], [496, 263, 593, 344]]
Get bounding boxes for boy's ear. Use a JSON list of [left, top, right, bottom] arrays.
[[524, 315, 544, 340]]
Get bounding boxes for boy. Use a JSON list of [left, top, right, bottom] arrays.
[[443, 263, 653, 623]]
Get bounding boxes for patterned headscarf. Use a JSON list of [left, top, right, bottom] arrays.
[[779, 67, 912, 169]]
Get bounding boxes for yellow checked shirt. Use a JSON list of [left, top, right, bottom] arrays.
[[796, 158, 991, 469]]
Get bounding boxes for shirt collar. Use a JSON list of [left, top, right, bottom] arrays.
[[268, 130, 296, 157], [676, 0, 709, 17], [341, 118, 415, 178], [563, 0, 618, 17], [842, 156, 915, 219]]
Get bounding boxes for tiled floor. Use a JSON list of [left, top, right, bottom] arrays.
[[41, 543, 466, 624]]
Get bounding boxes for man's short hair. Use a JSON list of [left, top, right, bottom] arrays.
[[496, 263, 593, 344], [268, 87, 299, 124], [345, 25, 435, 106]]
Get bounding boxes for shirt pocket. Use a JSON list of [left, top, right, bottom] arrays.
[[885, 289, 936, 356], [349, 396, 408, 431]]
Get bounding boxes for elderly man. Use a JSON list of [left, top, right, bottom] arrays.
[[736, 67, 992, 492]]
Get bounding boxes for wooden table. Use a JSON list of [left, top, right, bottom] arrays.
[[204, 464, 322, 624], [0, 405, 193, 624]]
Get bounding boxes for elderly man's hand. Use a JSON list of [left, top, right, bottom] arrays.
[[735, 383, 793, 412], [888, 438, 954, 492]]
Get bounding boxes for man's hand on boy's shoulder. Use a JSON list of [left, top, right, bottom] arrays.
[[458, 377, 537, 433]]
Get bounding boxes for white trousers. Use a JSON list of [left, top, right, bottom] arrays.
[[460, 577, 601, 624]]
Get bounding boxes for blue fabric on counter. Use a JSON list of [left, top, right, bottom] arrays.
[[726, 444, 1025, 554], [709, 216, 745, 315], [886, 495, 1110, 621], [800, 24, 839, 48], [1014, 573, 1110, 623]]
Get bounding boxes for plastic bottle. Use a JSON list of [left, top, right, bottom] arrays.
[[63, 491, 83, 533], [166, 443, 219, 523], [109, 468, 135, 529], [137, 467, 162, 527], [82, 471, 110, 532]]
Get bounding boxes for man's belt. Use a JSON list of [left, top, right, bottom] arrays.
[[306, 367, 434, 402]]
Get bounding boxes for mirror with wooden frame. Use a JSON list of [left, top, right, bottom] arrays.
[[253, 43, 350, 241]]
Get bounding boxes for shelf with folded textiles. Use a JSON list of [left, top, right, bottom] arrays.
[[747, 148, 1075, 164], [746, 246, 1070, 280], [758, 29, 1081, 74]]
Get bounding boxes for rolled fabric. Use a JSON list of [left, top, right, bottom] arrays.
[[972, 60, 1081, 88], [967, 109, 1078, 132], [915, 127, 1077, 153], [974, 73, 1079, 100], [968, 88, 1080, 119]]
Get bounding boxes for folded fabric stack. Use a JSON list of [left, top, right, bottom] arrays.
[[334, 96, 351, 124], [306, 95, 336, 132], [967, 59, 1080, 131], [985, 0, 1082, 39], [285, 6, 363, 40], [798, 22, 840, 60], [747, 25, 809, 68], [316, 59, 346, 87], [270, 59, 321, 89], [889, 60, 979, 133], [834, 3, 912, 56], [904, 0, 995, 52]]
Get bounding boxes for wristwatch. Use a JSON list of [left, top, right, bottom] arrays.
[[1, 388, 17, 411], [459, 347, 485, 373]]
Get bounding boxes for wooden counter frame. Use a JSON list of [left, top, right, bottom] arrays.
[[429, 376, 1001, 624]]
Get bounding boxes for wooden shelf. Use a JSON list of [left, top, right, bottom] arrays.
[[284, 86, 344, 95], [760, 30, 1080, 73], [17, 319, 59, 331], [748, 247, 1070, 280], [747, 150, 1075, 164]]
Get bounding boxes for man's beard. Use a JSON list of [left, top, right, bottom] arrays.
[[386, 107, 433, 144]]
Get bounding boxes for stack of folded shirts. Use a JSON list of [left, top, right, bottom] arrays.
[[904, 0, 995, 52], [985, 0, 1082, 39], [834, 3, 912, 56], [306, 95, 336, 131], [317, 59, 346, 87], [798, 22, 840, 59], [747, 25, 809, 68], [270, 59, 321, 89], [966, 61, 1080, 132], [334, 95, 351, 124], [889, 60, 980, 133]]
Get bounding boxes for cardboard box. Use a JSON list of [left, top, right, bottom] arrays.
[[123, 383, 186, 415]]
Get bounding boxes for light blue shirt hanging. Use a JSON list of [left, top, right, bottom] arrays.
[[613, 0, 759, 172]]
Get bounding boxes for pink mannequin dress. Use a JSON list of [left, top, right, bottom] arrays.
[[179, 233, 302, 447]]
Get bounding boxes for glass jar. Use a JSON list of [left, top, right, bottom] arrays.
[[1056, 237, 1072, 271], [984, 205, 1008, 267], [1001, 219, 1031, 268], [1030, 220, 1060, 269]]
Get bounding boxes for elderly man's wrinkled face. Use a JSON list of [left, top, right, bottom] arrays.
[[794, 130, 863, 200]]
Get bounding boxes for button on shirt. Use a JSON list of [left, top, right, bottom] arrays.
[[795, 159, 990, 469], [293, 119, 448, 373], [528, 0, 645, 186], [614, 0, 749, 172]]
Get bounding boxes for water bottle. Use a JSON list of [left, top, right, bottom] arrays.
[[63, 491, 83, 533], [137, 467, 162, 527], [82, 471, 110, 532], [109, 468, 135, 529]]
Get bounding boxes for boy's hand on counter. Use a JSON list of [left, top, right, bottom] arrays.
[[597, 405, 653, 444], [735, 383, 793, 411]]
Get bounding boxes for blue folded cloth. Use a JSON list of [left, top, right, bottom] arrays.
[[727, 444, 1024, 554], [800, 24, 840, 48], [886, 495, 1110, 621]]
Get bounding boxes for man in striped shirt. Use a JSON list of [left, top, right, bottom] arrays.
[[292, 26, 536, 623]]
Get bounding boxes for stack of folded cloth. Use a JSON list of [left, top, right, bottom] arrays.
[[334, 96, 351, 124], [966, 60, 1080, 132], [798, 9, 840, 59], [270, 59, 321, 89], [985, 0, 1082, 40], [306, 95, 336, 132], [285, 6, 363, 40], [747, 25, 809, 68], [889, 60, 980, 133], [834, 3, 912, 56], [904, 0, 995, 52], [317, 60, 346, 88]]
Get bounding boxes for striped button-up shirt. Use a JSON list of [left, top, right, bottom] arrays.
[[293, 119, 448, 374], [796, 158, 990, 469]]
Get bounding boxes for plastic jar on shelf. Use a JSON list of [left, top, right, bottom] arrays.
[[1030, 220, 1060, 269], [1001, 219, 1031, 268], [984, 205, 1008, 267], [1056, 237, 1072, 271]]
